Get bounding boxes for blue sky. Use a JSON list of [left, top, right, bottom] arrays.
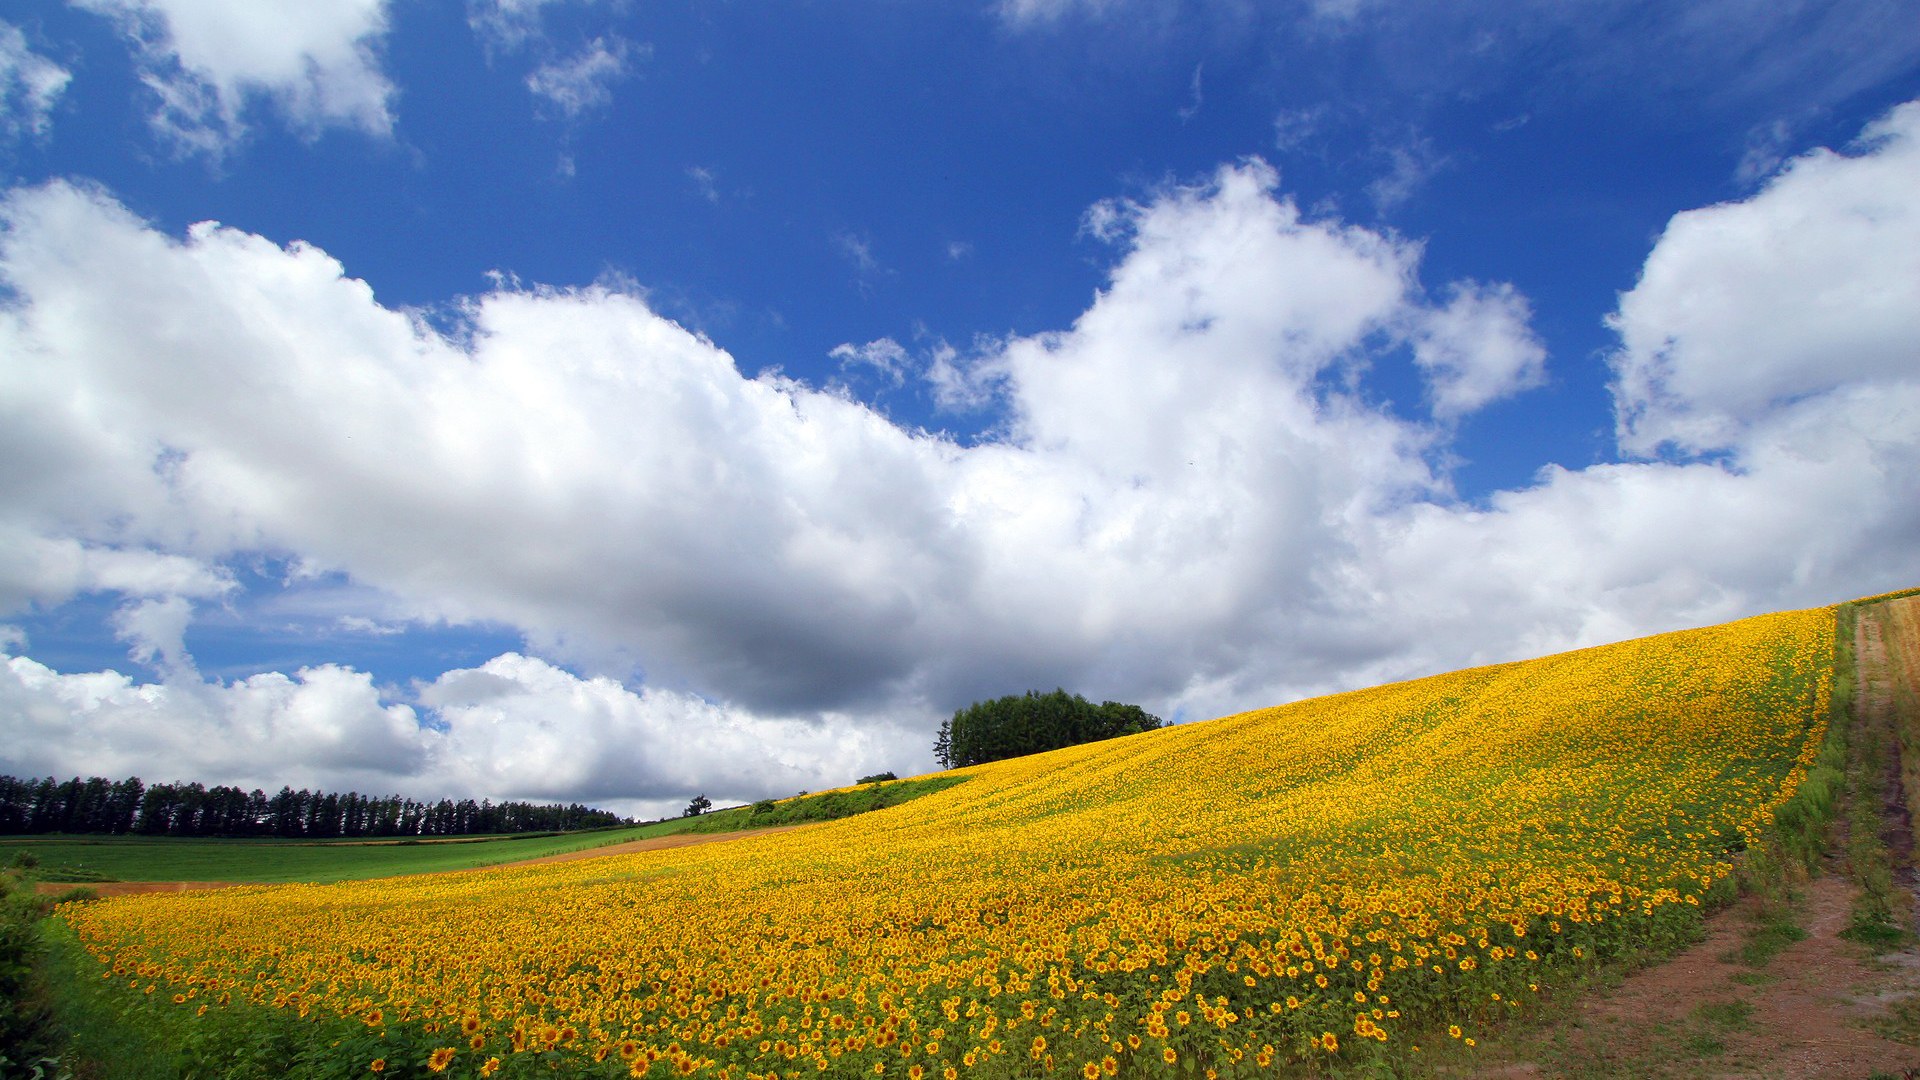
[[1, 0, 1917, 818]]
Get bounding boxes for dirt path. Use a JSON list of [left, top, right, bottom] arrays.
[[1476, 874, 1920, 1078], [1477, 597, 1920, 1079], [34, 825, 798, 899], [1875, 597, 1920, 932]]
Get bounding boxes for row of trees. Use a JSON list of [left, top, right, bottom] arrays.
[[0, 775, 628, 839], [934, 689, 1163, 769]]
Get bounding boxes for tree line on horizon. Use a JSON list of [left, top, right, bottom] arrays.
[[934, 689, 1163, 769], [0, 774, 629, 839]]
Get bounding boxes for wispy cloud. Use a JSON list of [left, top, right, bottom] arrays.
[[336, 614, 406, 636], [1177, 62, 1203, 122], [1272, 106, 1324, 154], [834, 231, 895, 295], [835, 232, 880, 273], [994, 0, 1130, 26], [467, 0, 568, 55], [830, 338, 911, 387], [1735, 117, 1795, 186], [686, 165, 721, 203], [1366, 131, 1447, 214], [469, 0, 643, 125], [0, 22, 70, 141], [527, 35, 643, 120]]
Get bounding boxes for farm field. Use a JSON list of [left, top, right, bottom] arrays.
[[4, 825, 669, 886], [6, 776, 967, 889], [47, 604, 1841, 1078]]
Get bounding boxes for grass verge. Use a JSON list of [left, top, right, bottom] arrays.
[[1, 870, 81, 1077], [675, 774, 970, 834]]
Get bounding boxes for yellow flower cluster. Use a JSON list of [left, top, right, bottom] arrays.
[[61, 607, 1833, 1077]]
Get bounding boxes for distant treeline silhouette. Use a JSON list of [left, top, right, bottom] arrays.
[[0, 774, 629, 838]]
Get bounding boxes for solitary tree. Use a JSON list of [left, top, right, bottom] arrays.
[[683, 794, 712, 817]]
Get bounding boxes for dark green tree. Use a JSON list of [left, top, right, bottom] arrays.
[[0, 774, 629, 838], [683, 794, 712, 817], [934, 689, 1164, 769]]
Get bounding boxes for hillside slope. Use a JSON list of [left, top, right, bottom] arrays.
[[58, 606, 1835, 1077], [1458, 594, 1920, 1078]]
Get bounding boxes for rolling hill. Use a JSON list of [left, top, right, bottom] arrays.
[[49, 603, 1850, 1077]]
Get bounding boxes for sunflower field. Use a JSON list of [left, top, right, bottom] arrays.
[[53, 606, 1835, 1078]]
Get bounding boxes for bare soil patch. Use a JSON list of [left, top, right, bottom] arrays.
[[1478, 874, 1920, 1078]]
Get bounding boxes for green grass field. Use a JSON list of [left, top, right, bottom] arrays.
[[0, 775, 967, 884], [0, 820, 689, 884]]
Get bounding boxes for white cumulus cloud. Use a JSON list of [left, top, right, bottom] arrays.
[[1412, 281, 1548, 420], [110, 595, 195, 675], [0, 654, 425, 794], [75, 0, 394, 152], [418, 653, 911, 814], [1, 100, 1917, 805], [1611, 100, 1920, 457], [0, 644, 910, 820]]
